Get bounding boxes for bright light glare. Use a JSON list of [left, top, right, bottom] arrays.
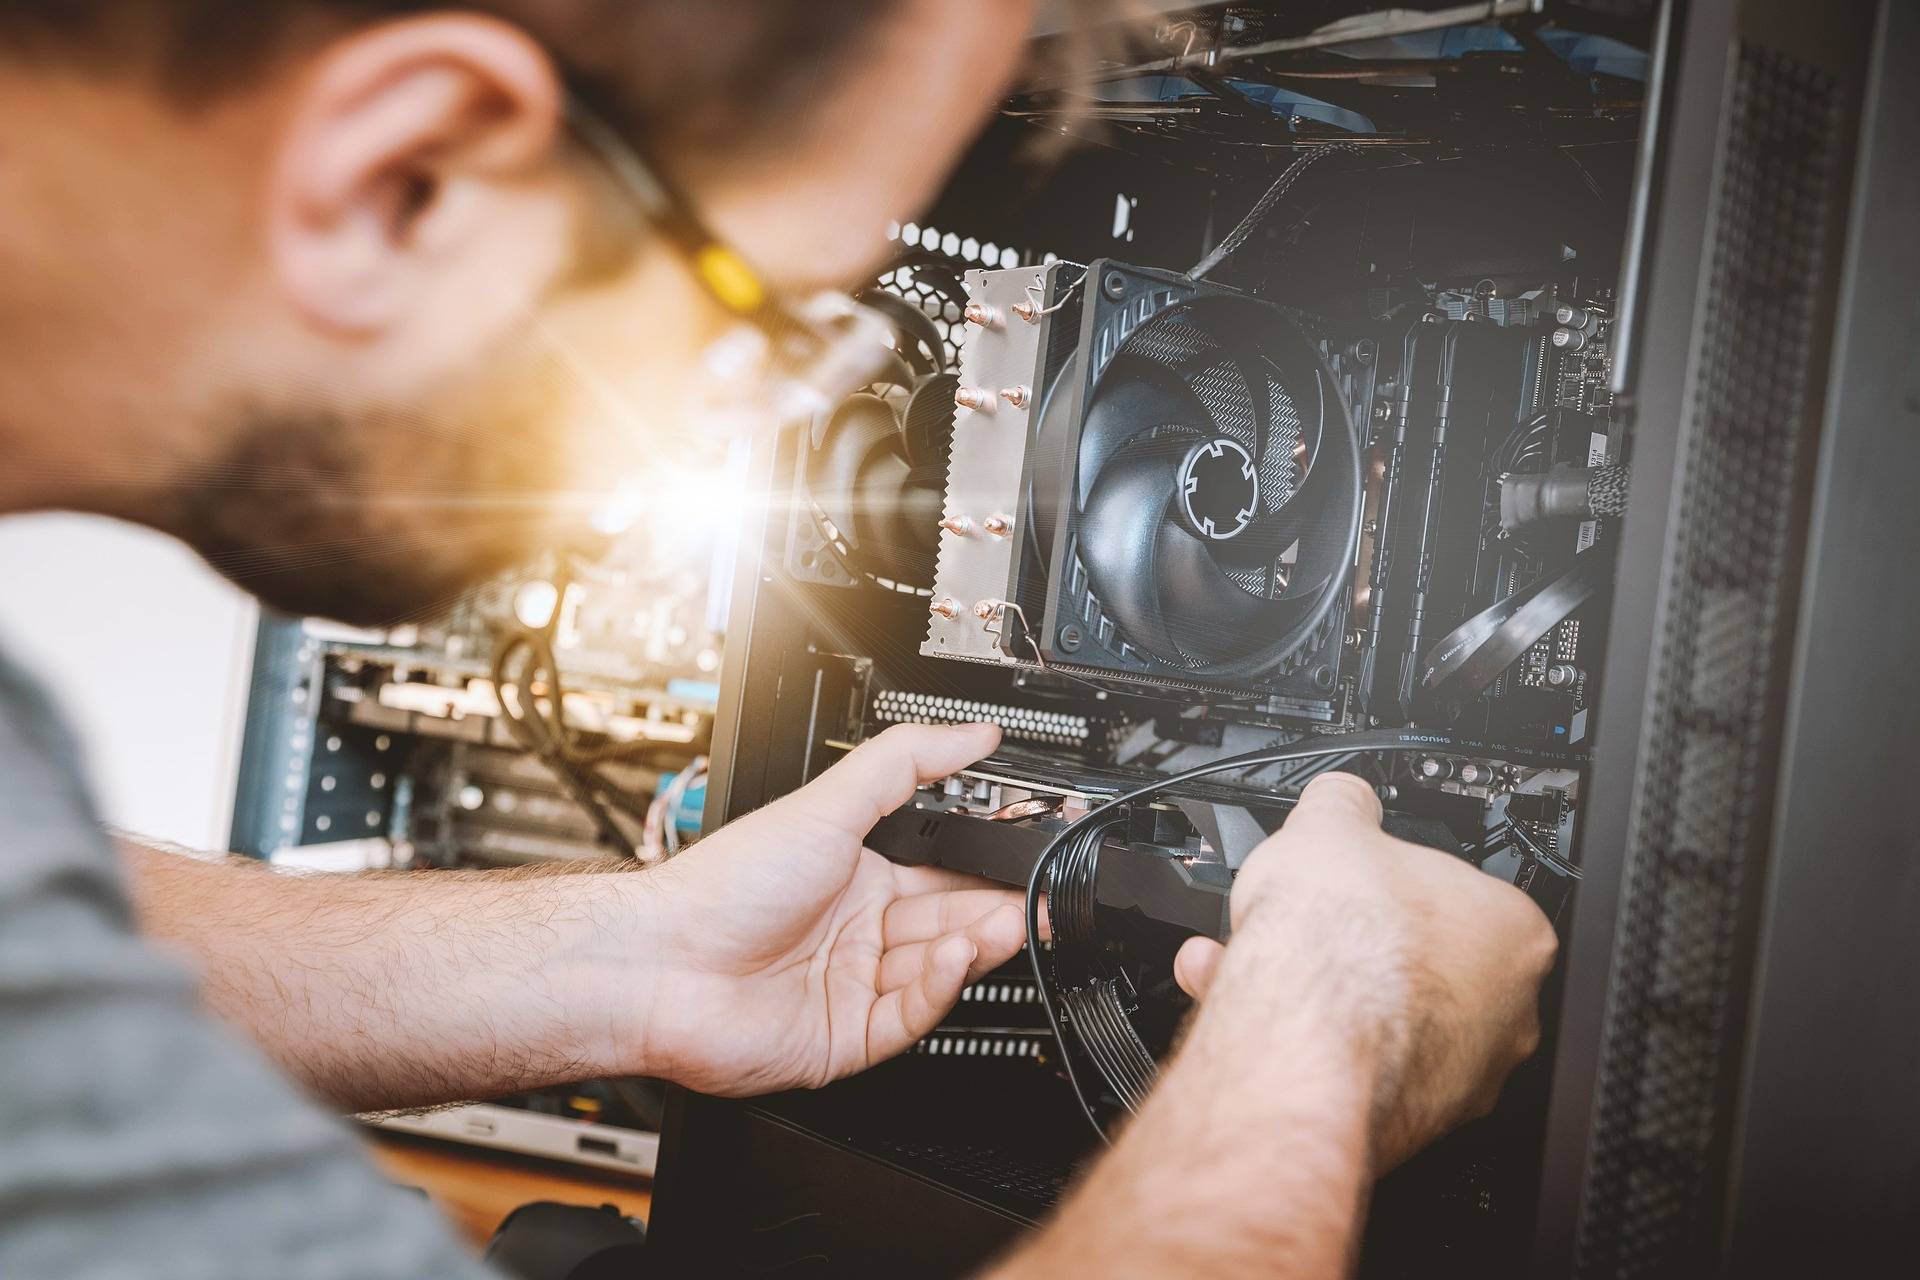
[[513, 579, 560, 629], [588, 445, 755, 558], [591, 484, 647, 537]]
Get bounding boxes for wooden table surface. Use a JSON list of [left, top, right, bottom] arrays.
[[367, 1131, 654, 1251]]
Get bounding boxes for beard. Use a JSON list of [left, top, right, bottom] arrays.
[[161, 393, 581, 628], [155, 240, 671, 627]]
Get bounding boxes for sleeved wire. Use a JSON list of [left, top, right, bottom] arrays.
[[1023, 727, 1581, 1143], [1189, 143, 1360, 281], [1504, 815, 1584, 881]]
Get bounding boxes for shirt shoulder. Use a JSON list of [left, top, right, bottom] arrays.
[[0, 645, 497, 1280]]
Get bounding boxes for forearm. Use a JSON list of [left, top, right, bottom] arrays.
[[991, 931, 1382, 1279], [120, 840, 664, 1113]]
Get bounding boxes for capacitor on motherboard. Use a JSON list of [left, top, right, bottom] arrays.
[[1417, 757, 1456, 782], [1551, 326, 1590, 353], [1554, 303, 1597, 331], [1457, 762, 1491, 787], [1545, 663, 1583, 689]]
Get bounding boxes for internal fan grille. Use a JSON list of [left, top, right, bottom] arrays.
[[878, 264, 969, 367], [1061, 285, 1360, 685], [1118, 311, 1304, 511], [1077, 309, 1306, 666]]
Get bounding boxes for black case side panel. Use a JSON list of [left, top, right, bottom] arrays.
[[1721, 0, 1920, 1267], [1539, 0, 1886, 1274]]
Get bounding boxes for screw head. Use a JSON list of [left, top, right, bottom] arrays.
[[972, 600, 1000, 621], [1102, 270, 1128, 301], [1058, 625, 1084, 653]]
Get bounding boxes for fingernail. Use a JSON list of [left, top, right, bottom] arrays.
[[1302, 771, 1378, 807]]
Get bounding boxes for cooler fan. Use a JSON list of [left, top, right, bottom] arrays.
[[1051, 290, 1362, 682], [801, 262, 963, 591]]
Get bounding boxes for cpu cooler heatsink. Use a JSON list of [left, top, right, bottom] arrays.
[[923, 260, 1363, 699]]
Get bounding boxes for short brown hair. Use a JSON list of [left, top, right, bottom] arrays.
[[0, 1, 905, 157]]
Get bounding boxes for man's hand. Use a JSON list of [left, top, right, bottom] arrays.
[[990, 772, 1556, 1280], [1168, 771, 1556, 1168], [637, 722, 1027, 1096], [123, 722, 1019, 1113]]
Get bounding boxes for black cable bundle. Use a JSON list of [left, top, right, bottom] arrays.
[[1023, 728, 1582, 1142], [1493, 412, 1555, 476], [1415, 547, 1615, 722], [488, 583, 700, 859], [1047, 814, 1159, 1117], [490, 628, 647, 857]]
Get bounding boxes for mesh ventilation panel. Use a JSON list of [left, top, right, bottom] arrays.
[[1576, 43, 1845, 1278]]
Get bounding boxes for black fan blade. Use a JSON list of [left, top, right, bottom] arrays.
[[1076, 354, 1213, 509], [1078, 442, 1183, 661], [1219, 373, 1361, 595], [901, 372, 959, 475], [1155, 521, 1317, 666], [856, 289, 946, 377], [852, 451, 941, 580], [868, 348, 919, 397], [808, 393, 899, 540]]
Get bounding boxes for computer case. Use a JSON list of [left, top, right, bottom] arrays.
[[646, 2, 1918, 1274]]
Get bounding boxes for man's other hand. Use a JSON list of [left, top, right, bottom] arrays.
[[1169, 772, 1558, 1170], [638, 723, 1027, 1097]]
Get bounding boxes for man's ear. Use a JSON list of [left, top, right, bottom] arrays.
[[269, 14, 565, 334]]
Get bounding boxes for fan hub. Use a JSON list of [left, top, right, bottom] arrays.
[[1177, 438, 1260, 541]]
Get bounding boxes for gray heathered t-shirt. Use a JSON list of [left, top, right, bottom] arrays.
[[0, 646, 495, 1279]]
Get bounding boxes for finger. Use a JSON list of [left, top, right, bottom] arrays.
[[789, 723, 1002, 835], [882, 888, 1023, 948], [876, 903, 1027, 994], [1174, 935, 1225, 1000], [890, 865, 1051, 940], [866, 933, 976, 1064], [891, 862, 1002, 896], [1293, 770, 1385, 829]]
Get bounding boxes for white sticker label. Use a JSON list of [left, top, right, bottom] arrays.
[[1575, 431, 1609, 552]]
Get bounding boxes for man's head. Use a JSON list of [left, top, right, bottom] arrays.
[[0, 1, 1043, 622]]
